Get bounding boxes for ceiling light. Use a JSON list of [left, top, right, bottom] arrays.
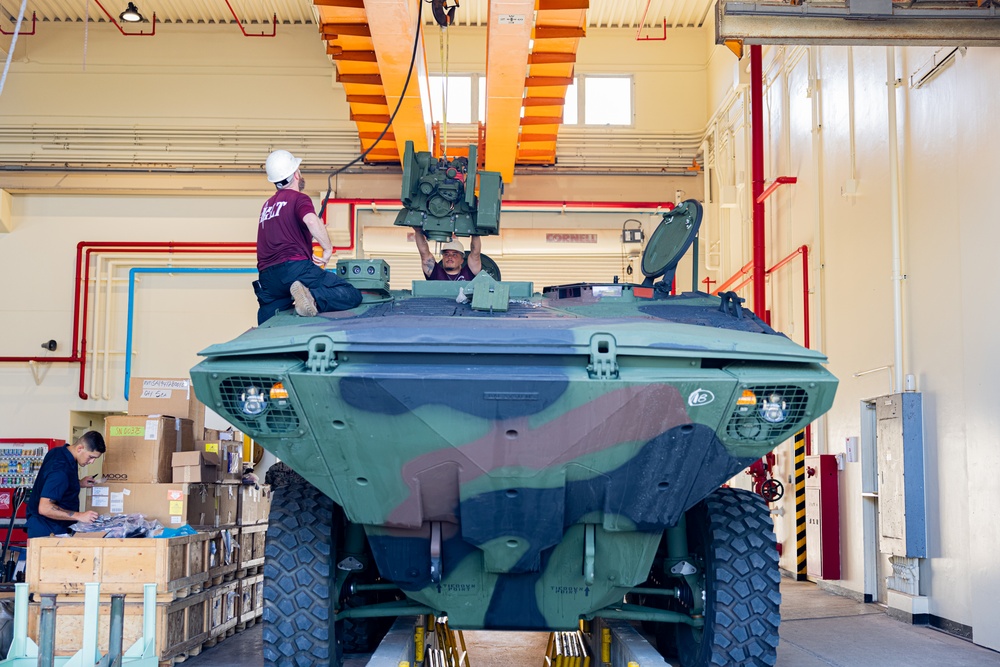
[[119, 2, 144, 22]]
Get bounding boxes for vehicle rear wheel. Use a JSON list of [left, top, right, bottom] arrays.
[[263, 483, 339, 667], [675, 488, 781, 667]]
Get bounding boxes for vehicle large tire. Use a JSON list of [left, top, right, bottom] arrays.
[[263, 483, 339, 667], [675, 488, 781, 667]]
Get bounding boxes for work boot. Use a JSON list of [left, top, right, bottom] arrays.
[[290, 281, 318, 317]]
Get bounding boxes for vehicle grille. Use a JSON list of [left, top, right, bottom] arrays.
[[218, 376, 300, 435], [725, 384, 808, 442]]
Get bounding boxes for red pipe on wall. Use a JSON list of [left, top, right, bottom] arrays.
[[77, 244, 256, 399], [750, 45, 766, 320]]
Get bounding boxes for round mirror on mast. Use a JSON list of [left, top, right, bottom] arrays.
[[640, 200, 703, 286]]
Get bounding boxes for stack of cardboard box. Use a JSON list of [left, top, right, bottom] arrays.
[[86, 376, 269, 532], [31, 378, 270, 664]]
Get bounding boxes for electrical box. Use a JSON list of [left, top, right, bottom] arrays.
[[876, 392, 926, 558], [805, 454, 841, 580]]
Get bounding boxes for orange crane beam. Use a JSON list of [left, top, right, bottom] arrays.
[[484, 0, 536, 183]]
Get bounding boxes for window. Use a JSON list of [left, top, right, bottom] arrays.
[[428, 75, 475, 124], [580, 76, 632, 125], [426, 74, 633, 126]]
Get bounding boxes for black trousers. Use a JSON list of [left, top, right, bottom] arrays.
[[255, 259, 362, 324]]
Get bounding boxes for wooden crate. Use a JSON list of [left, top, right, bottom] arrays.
[[238, 573, 263, 626], [207, 528, 239, 584], [26, 590, 208, 660], [28, 533, 212, 598], [237, 524, 266, 572], [207, 580, 240, 639]]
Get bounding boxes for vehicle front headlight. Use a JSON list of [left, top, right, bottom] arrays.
[[239, 385, 268, 415], [759, 393, 788, 423]]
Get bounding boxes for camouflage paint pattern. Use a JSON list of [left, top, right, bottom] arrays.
[[191, 280, 837, 630]]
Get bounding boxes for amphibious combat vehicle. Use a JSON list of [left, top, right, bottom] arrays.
[[191, 183, 837, 667]]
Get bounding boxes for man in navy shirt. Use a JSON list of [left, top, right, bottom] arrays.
[[414, 234, 482, 282], [26, 431, 105, 538], [254, 149, 362, 324]]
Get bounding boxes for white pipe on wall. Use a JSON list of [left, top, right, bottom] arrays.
[[90, 254, 254, 400], [809, 45, 829, 455], [886, 47, 905, 393]]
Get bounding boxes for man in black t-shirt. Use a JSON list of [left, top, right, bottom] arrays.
[[26, 431, 105, 538]]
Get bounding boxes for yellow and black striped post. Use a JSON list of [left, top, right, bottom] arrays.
[[793, 430, 808, 580]]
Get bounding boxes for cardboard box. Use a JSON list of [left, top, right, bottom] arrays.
[[197, 440, 243, 484], [103, 416, 194, 483], [127, 377, 207, 432], [85, 482, 216, 528], [236, 485, 272, 525], [216, 484, 239, 527], [172, 451, 219, 484]]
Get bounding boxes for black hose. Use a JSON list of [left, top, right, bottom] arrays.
[[318, 0, 427, 221]]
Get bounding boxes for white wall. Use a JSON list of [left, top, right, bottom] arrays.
[[0, 194, 261, 437], [701, 41, 1000, 649]]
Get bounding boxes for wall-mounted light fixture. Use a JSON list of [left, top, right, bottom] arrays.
[[118, 2, 144, 22]]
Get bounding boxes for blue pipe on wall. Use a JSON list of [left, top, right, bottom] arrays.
[[124, 267, 255, 400]]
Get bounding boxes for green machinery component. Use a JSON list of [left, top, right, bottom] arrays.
[[393, 140, 503, 241]]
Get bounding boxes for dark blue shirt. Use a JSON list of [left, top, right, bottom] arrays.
[[26, 444, 81, 538]]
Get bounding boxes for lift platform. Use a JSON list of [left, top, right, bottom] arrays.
[[361, 617, 670, 667]]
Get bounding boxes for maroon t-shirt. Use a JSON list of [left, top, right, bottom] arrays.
[[426, 263, 477, 281], [257, 189, 318, 271]]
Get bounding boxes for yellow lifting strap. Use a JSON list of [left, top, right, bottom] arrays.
[[438, 26, 451, 158]]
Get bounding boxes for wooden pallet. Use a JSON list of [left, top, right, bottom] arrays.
[[26, 589, 209, 661], [28, 533, 213, 599], [207, 528, 239, 585], [207, 580, 241, 639], [237, 523, 267, 571], [238, 572, 263, 626]]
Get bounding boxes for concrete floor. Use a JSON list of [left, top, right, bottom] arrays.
[[185, 579, 1000, 666]]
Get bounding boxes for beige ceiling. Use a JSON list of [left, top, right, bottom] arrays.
[[0, 0, 713, 32]]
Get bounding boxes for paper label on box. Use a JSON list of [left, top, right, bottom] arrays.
[[167, 490, 184, 501], [171, 516, 182, 524], [92, 487, 109, 497], [142, 379, 190, 398], [169, 500, 184, 514], [140, 388, 172, 399], [122, 488, 130, 496], [204, 442, 219, 454], [110, 492, 124, 514], [91, 495, 109, 508], [144, 420, 159, 441], [110, 426, 144, 437]]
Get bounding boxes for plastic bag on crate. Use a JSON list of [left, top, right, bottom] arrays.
[[71, 513, 163, 538]]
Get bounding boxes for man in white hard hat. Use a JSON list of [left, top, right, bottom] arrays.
[[254, 149, 362, 323], [414, 232, 482, 281]]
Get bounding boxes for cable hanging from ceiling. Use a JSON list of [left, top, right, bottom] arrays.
[[318, 0, 427, 221]]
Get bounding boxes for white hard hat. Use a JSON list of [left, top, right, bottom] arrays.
[[265, 149, 302, 184], [440, 239, 465, 254]]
